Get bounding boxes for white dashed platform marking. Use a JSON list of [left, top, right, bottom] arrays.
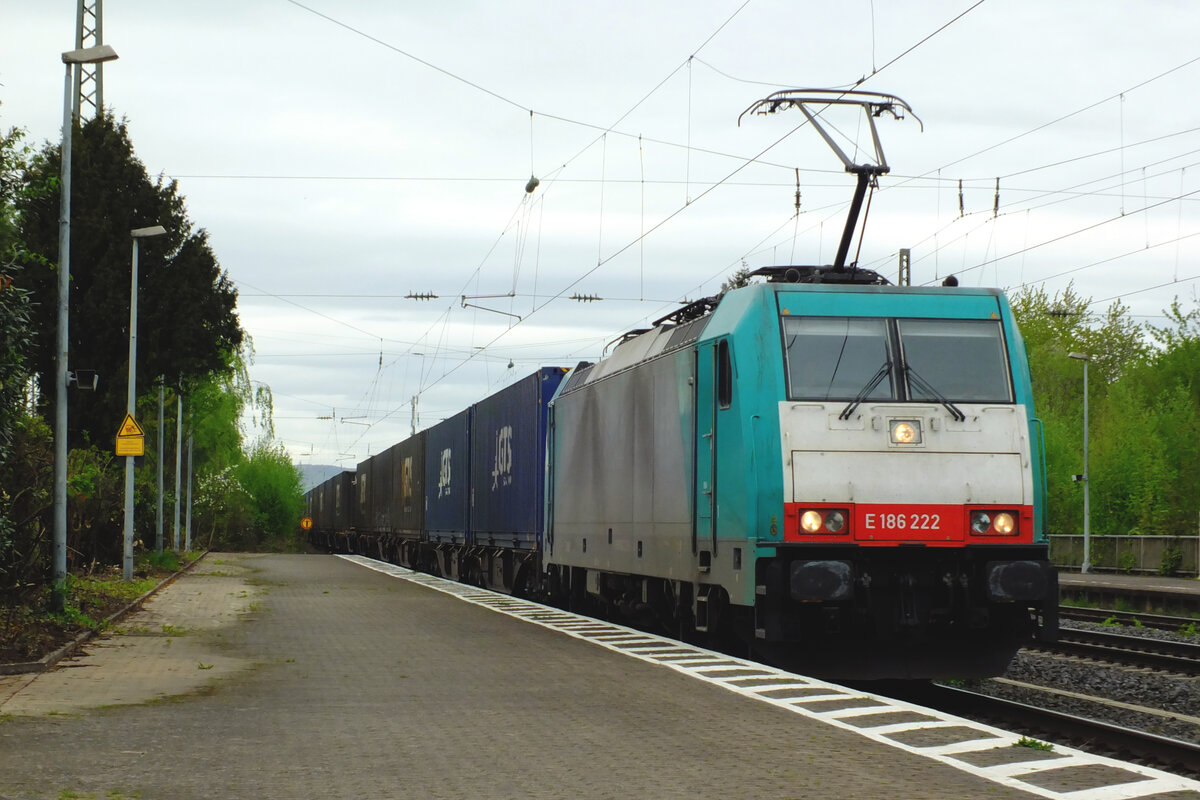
[[341, 555, 1200, 800]]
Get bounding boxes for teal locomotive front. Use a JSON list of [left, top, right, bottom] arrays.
[[699, 279, 1056, 678]]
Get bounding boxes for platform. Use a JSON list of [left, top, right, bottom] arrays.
[[1, 553, 1196, 799], [1058, 568, 1200, 615], [1058, 570, 1200, 594]]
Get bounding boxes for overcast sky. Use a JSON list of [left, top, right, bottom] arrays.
[[3, 1, 1198, 469]]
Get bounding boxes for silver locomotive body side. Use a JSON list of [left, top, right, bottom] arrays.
[[547, 323, 702, 583]]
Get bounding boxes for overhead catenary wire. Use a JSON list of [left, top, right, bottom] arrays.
[[258, 2, 1195, 463], [918, 187, 1200, 286], [310, 0, 762, 452]]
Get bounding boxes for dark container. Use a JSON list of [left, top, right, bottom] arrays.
[[370, 447, 395, 533], [388, 431, 426, 538], [470, 367, 568, 550], [355, 456, 374, 533], [322, 470, 355, 532], [424, 408, 472, 543], [315, 479, 335, 533]]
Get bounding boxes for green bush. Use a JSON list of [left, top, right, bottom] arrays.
[[1160, 547, 1183, 577]]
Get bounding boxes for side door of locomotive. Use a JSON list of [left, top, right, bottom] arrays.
[[695, 339, 731, 559]]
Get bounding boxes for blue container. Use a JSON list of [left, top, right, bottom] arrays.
[[423, 408, 472, 543], [470, 367, 568, 550]]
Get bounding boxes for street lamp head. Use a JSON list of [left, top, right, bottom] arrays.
[[131, 225, 168, 238], [62, 44, 119, 65], [1067, 352, 1091, 361]]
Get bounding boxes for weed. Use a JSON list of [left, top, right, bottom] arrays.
[[1160, 547, 1183, 577], [1180, 622, 1198, 637], [198, 663, 214, 670], [49, 604, 101, 631], [141, 550, 180, 572], [1015, 736, 1054, 751], [1099, 615, 1122, 627], [160, 624, 187, 637]]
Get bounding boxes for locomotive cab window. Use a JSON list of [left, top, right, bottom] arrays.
[[783, 317, 893, 401], [897, 319, 1012, 403], [717, 339, 733, 409]]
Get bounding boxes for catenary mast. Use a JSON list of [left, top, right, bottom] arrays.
[[74, 0, 105, 118]]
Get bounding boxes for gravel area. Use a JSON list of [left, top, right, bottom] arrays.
[[962, 620, 1200, 746]]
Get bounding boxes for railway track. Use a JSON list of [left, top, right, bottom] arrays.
[[1059, 606, 1200, 632], [1036, 627, 1200, 674], [867, 611, 1200, 780], [889, 681, 1200, 780]]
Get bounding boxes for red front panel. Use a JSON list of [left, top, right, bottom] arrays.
[[784, 503, 1035, 546]]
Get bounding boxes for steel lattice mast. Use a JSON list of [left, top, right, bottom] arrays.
[[74, 0, 104, 119]]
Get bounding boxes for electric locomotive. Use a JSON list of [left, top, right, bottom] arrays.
[[543, 266, 1057, 679], [306, 89, 1057, 679]]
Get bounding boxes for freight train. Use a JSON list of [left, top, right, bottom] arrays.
[[307, 265, 1058, 679], [306, 90, 1058, 679]]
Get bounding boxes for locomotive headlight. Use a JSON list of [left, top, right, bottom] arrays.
[[801, 510, 824, 533], [889, 419, 922, 445], [797, 509, 849, 535], [970, 510, 1018, 535]]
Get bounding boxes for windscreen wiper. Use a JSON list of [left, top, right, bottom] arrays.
[[839, 361, 891, 420], [904, 365, 966, 422]]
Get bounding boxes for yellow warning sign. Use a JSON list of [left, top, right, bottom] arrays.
[[115, 413, 145, 457], [117, 414, 144, 437]]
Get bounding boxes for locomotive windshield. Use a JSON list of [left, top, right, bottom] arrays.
[[784, 317, 893, 400], [783, 316, 1012, 403]]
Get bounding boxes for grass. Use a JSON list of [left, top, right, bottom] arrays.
[[0, 551, 198, 665], [1014, 736, 1054, 751]]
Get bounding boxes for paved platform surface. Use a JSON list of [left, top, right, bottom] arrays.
[[1058, 570, 1200, 595], [0, 554, 1187, 799]]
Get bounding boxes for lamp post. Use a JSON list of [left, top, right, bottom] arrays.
[[123, 225, 167, 580], [54, 44, 118, 608], [1068, 352, 1092, 573]]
